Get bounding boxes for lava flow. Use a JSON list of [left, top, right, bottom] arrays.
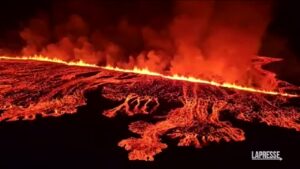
[[0, 55, 298, 97], [0, 56, 300, 161]]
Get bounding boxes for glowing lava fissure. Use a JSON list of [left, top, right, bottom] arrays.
[[0, 55, 98, 67], [0, 55, 298, 97], [0, 58, 300, 161]]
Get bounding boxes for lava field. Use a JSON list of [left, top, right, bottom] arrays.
[[0, 59, 300, 161]]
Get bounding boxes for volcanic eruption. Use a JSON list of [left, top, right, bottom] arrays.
[[0, 0, 300, 162]]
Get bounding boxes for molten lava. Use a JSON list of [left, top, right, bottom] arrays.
[[0, 55, 98, 67], [0, 56, 300, 161], [0, 55, 298, 97]]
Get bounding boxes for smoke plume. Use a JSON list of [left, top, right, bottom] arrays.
[[18, 0, 272, 87]]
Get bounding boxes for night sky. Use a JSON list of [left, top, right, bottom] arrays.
[[0, 0, 299, 56], [0, 0, 299, 84]]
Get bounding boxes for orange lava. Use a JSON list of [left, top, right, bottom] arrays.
[[0, 58, 299, 161], [0, 55, 298, 97], [0, 55, 98, 67], [103, 66, 299, 97]]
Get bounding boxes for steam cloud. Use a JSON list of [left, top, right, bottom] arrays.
[[19, 0, 272, 87]]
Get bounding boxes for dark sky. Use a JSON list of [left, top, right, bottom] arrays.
[[0, 0, 300, 65], [0, 0, 174, 54]]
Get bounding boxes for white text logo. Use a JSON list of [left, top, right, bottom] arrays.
[[251, 151, 282, 161]]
